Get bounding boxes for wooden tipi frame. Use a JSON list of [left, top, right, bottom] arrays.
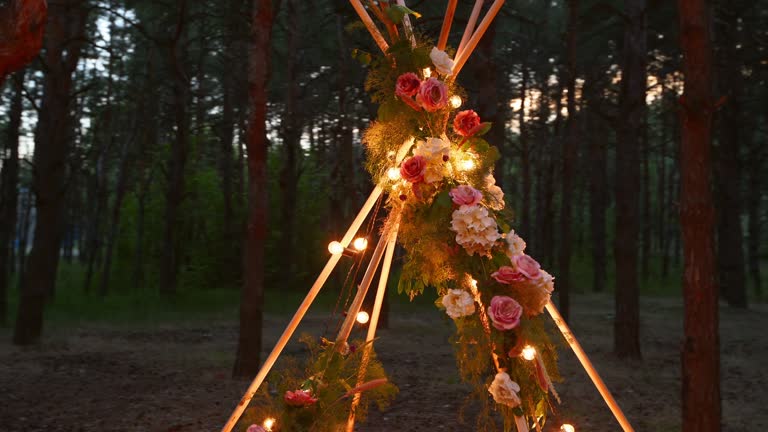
[[221, 2, 635, 431]]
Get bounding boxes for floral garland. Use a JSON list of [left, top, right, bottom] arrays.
[[361, 35, 561, 430]]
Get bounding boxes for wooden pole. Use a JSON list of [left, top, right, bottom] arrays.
[[451, 0, 504, 78], [349, 0, 390, 53], [345, 221, 400, 432], [545, 300, 635, 432], [457, 0, 484, 57], [438, 0, 459, 50], [335, 216, 397, 346]]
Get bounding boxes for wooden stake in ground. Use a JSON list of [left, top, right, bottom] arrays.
[[677, 0, 721, 430], [545, 301, 635, 432]]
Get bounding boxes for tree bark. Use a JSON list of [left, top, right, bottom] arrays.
[[677, 0, 722, 429], [160, 0, 191, 296], [714, 4, 746, 308], [232, 0, 276, 378], [14, 0, 89, 345], [519, 64, 531, 241], [614, 0, 645, 359], [558, 0, 579, 322], [0, 71, 24, 325], [0, 0, 46, 86], [745, 138, 762, 297], [585, 72, 607, 293]]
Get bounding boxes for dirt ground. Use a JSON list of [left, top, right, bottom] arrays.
[[1, 294, 767, 432]]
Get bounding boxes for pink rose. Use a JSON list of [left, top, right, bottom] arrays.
[[453, 110, 482, 137], [491, 266, 526, 284], [284, 389, 318, 407], [395, 72, 421, 97], [400, 155, 427, 183], [512, 254, 541, 280], [488, 296, 523, 331], [416, 77, 448, 112], [449, 185, 483, 206], [247, 426, 266, 432]]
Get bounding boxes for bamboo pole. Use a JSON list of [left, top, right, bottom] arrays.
[[345, 221, 400, 432], [545, 301, 635, 432], [438, 0, 459, 50], [457, 0, 484, 58], [451, 0, 504, 78], [349, 0, 390, 53]]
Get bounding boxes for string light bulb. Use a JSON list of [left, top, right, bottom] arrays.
[[328, 241, 344, 255], [450, 95, 463, 108], [521, 345, 536, 361], [356, 311, 370, 324], [422, 67, 432, 78], [458, 155, 476, 172], [352, 237, 368, 251], [263, 417, 276, 431], [387, 167, 401, 181], [470, 278, 478, 289], [560, 424, 575, 432]]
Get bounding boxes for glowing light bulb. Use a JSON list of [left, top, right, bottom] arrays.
[[470, 278, 478, 289], [328, 241, 344, 255], [353, 237, 368, 251], [356, 311, 370, 324], [459, 157, 476, 172], [263, 417, 276, 431], [387, 167, 401, 181], [560, 424, 575, 432], [422, 67, 432, 78], [521, 345, 536, 361], [450, 95, 463, 108]]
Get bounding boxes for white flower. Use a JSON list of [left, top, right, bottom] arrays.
[[530, 270, 555, 315], [488, 372, 521, 408], [450, 205, 501, 256], [506, 229, 527, 257], [484, 174, 505, 210], [442, 289, 475, 319], [430, 47, 454, 76], [412, 137, 451, 183]]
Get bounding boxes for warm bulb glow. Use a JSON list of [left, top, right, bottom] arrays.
[[450, 95, 463, 108], [560, 424, 575, 432], [470, 278, 478, 289], [422, 67, 432, 78], [387, 167, 401, 181], [459, 157, 476, 172], [522, 345, 536, 361], [356, 311, 370, 324], [353, 237, 368, 251], [263, 417, 276, 431], [328, 241, 344, 255]]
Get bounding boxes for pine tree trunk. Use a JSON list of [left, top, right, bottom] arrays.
[[641, 109, 651, 279], [614, 0, 645, 359], [279, 0, 301, 286], [678, 0, 722, 429], [160, 0, 190, 296], [585, 73, 607, 293], [714, 5, 746, 308], [519, 64, 531, 241], [232, 0, 275, 378], [558, 0, 579, 322], [14, 0, 88, 345], [0, 71, 24, 325]]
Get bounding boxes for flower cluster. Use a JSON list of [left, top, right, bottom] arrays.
[[450, 203, 501, 256]]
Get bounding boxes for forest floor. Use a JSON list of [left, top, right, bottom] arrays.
[[1, 294, 767, 432]]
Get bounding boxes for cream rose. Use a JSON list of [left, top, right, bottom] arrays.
[[488, 372, 521, 408], [441, 289, 475, 319], [430, 47, 455, 76], [505, 230, 526, 257]]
